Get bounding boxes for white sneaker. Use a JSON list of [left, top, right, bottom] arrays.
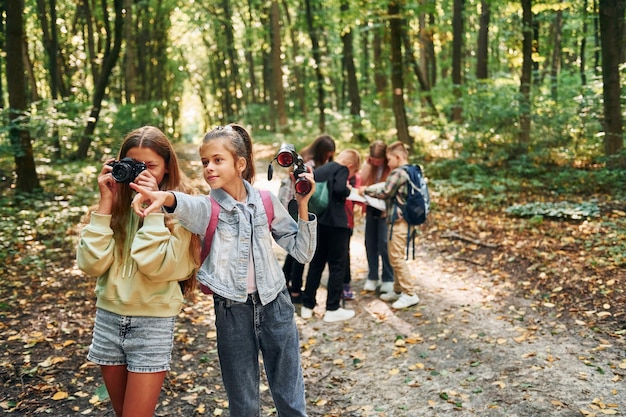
[[380, 292, 401, 302], [380, 282, 394, 294], [392, 293, 420, 309], [300, 306, 313, 319], [323, 308, 356, 323], [363, 280, 378, 292]]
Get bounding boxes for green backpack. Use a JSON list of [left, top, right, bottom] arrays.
[[308, 180, 329, 215]]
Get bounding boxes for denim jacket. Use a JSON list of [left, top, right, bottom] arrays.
[[171, 181, 317, 305]]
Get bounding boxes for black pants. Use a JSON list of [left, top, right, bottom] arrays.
[[283, 254, 305, 295], [302, 224, 351, 311]]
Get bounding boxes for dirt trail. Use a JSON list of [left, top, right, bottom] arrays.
[[251, 147, 626, 417], [294, 221, 625, 416]]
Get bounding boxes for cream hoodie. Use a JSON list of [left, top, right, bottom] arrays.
[[76, 212, 196, 317]]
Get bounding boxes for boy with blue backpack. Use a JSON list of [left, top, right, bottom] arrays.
[[363, 141, 429, 309]]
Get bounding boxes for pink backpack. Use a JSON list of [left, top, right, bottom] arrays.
[[199, 190, 274, 294]]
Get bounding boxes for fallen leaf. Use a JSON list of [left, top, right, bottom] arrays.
[[52, 391, 68, 400]]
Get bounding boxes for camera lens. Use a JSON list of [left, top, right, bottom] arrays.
[[111, 162, 133, 183], [276, 151, 294, 167], [294, 178, 312, 195]]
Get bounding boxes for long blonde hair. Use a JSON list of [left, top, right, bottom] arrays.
[[108, 126, 200, 300]]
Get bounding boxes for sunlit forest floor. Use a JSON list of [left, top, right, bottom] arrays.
[[0, 143, 624, 416]]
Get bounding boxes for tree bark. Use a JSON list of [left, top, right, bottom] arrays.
[[550, 5, 563, 100], [6, 0, 41, 193], [451, 0, 464, 122], [305, 0, 325, 132], [373, 23, 388, 105], [401, 25, 438, 117], [35, 0, 61, 159], [476, 0, 490, 79], [123, 0, 136, 104], [598, 0, 624, 163], [270, 0, 287, 129], [0, 0, 4, 110], [340, 0, 363, 139], [75, 0, 124, 160], [222, 0, 241, 117], [388, 0, 412, 148], [518, 0, 533, 152], [580, 0, 588, 85]]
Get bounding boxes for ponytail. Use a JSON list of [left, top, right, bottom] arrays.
[[230, 124, 256, 183]]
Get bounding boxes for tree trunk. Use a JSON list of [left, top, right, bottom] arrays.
[[518, 0, 533, 153], [75, 0, 124, 160], [22, 38, 40, 102], [270, 0, 287, 129], [388, 0, 412, 149], [599, 0, 624, 163], [35, 0, 61, 160], [80, 0, 99, 84], [476, 0, 490, 79], [373, 23, 387, 104], [451, 0, 464, 122], [222, 0, 241, 117], [244, 0, 259, 105], [418, 1, 437, 88], [593, 0, 600, 74], [6, 0, 41, 193], [580, 0, 588, 85], [401, 25, 438, 117], [340, 0, 363, 139], [550, 5, 563, 100], [123, 0, 136, 104], [281, 0, 306, 115], [305, 0, 325, 132], [0, 0, 4, 110]]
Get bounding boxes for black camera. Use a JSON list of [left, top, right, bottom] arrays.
[[108, 157, 147, 183], [267, 143, 312, 195]]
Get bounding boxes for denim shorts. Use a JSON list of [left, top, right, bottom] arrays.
[[87, 308, 176, 373]]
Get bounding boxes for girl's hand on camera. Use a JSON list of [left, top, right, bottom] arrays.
[[293, 169, 315, 204], [294, 166, 315, 220], [133, 169, 159, 191], [96, 159, 117, 214]]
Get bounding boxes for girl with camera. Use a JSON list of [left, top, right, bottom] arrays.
[[129, 124, 317, 417], [76, 126, 200, 417]]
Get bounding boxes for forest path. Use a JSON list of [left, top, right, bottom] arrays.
[[175, 142, 625, 416]]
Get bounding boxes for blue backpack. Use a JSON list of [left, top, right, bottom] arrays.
[[399, 164, 430, 226], [390, 164, 430, 259]]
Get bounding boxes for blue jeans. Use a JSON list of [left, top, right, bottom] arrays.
[[365, 207, 394, 283], [87, 308, 175, 373], [213, 290, 307, 417]]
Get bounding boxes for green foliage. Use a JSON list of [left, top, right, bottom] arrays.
[[505, 201, 600, 220], [0, 162, 97, 264], [427, 157, 626, 211]]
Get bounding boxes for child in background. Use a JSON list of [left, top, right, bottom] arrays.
[[76, 126, 200, 417], [342, 171, 361, 300], [358, 140, 394, 294], [281, 134, 336, 302], [301, 148, 361, 322], [130, 124, 317, 417], [363, 141, 420, 309]]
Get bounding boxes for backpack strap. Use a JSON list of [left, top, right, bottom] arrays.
[[199, 190, 274, 294]]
